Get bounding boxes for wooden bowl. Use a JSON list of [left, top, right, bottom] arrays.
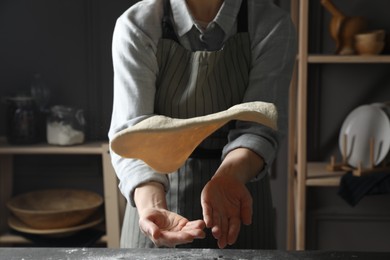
[[355, 30, 386, 43], [355, 40, 385, 55], [354, 30, 386, 55], [7, 189, 103, 229]]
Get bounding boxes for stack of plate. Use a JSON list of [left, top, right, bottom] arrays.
[[7, 189, 104, 236], [339, 103, 390, 169]]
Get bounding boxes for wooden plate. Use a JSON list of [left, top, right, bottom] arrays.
[[8, 211, 103, 236]]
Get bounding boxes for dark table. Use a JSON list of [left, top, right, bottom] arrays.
[[1, 248, 390, 260]]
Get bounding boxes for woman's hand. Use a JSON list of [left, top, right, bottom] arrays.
[[134, 181, 205, 247], [201, 148, 264, 248], [201, 174, 252, 248], [138, 208, 206, 248]]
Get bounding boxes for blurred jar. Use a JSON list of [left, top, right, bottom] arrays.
[[47, 105, 86, 145], [6, 96, 39, 144], [30, 73, 51, 142]]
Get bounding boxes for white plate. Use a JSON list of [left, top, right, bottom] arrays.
[[339, 104, 390, 168], [371, 102, 390, 118]]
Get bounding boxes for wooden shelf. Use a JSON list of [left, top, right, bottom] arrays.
[[0, 233, 108, 245], [286, 0, 390, 250], [306, 162, 345, 186], [307, 55, 390, 63], [0, 219, 108, 246], [294, 162, 345, 187], [0, 233, 31, 244], [0, 140, 106, 155]]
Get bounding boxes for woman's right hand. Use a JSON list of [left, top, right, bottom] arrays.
[[138, 208, 206, 247]]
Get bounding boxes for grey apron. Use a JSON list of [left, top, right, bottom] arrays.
[[121, 0, 276, 249]]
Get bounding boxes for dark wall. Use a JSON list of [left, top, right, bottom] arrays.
[[0, 0, 138, 140], [0, 0, 293, 141]]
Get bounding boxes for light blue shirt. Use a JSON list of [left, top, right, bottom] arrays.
[[108, 0, 297, 206]]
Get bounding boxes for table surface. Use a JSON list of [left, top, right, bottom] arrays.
[[1, 248, 390, 260]]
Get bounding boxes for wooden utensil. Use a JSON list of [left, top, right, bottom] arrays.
[[321, 0, 367, 55]]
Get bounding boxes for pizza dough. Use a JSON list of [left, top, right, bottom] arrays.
[[110, 101, 278, 173]]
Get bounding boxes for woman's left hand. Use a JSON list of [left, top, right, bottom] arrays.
[[200, 148, 264, 249], [200, 174, 253, 249]]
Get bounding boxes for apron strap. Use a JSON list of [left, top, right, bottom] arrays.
[[161, 0, 248, 41], [162, 0, 180, 43], [237, 0, 248, 33]]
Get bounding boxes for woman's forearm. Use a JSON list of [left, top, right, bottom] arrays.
[[213, 148, 265, 184], [134, 182, 168, 213]]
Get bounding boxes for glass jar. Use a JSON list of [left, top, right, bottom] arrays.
[[6, 96, 39, 144], [46, 105, 86, 145]]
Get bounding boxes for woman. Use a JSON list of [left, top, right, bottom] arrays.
[[108, 0, 296, 249]]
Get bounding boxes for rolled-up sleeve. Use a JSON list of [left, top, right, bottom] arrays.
[[222, 9, 297, 180], [108, 6, 170, 207]]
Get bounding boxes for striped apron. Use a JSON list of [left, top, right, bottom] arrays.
[[121, 0, 276, 249]]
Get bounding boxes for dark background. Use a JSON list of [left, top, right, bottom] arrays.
[[1, 0, 389, 250]]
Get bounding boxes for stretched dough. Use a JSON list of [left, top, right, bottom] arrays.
[[110, 101, 278, 173]]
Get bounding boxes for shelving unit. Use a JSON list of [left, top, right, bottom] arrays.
[[0, 139, 124, 248], [287, 0, 390, 250]]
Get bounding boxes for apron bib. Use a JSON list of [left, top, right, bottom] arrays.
[[121, 0, 276, 249]]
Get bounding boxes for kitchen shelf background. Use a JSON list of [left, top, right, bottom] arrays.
[[0, 140, 124, 248], [288, 0, 390, 251]]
